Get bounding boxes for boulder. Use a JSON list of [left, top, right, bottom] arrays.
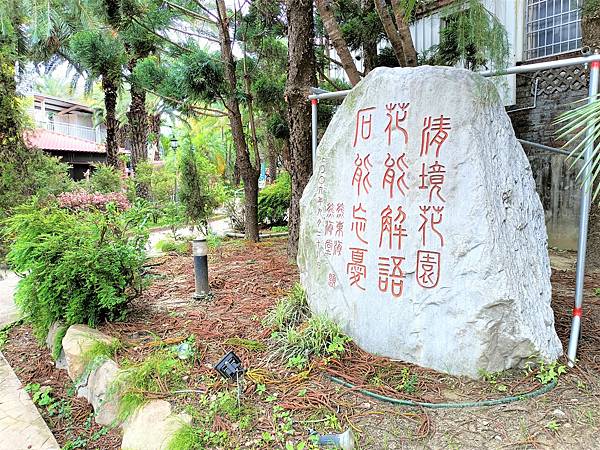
[[121, 400, 191, 450], [298, 66, 562, 377], [77, 359, 121, 425], [45, 322, 67, 370], [62, 324, 115, 380]]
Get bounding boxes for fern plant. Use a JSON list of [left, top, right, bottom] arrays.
[[3, 199, 149, 340]]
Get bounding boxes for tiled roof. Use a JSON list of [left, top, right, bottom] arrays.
[[24, 128, 106, 154]]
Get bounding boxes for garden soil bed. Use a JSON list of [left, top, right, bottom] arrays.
[[4, 239, 600, 449]]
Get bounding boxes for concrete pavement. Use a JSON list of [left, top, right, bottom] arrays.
[[146, 217, 230, 257], [0, 270, 60, 450]]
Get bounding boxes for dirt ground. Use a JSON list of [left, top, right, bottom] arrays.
[[4, 239, 600, 449]]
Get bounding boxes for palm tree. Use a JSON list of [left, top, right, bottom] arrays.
[[69, 29, 127, 167]]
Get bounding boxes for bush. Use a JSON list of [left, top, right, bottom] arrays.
[[155, 238, 190, 255], [57, 191, 130, 211], [86, 164, 123, 193], [179, 140, 226, 231], [224, 194, 245, 232], [3, 200, 149, 340], [263, 283, 309, 331], [0, 151, 73, 260], [257, 172, 290, 227], [272, 316, 351, 364]]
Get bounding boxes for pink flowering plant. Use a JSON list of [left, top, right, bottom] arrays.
[[57, 190, 130, 212]]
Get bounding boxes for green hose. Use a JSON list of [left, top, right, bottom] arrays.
[[327, 375, 557, 409]]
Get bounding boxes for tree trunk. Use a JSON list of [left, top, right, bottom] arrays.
[[216, 0, 260, 242], [582, 11, 600, 269], [373, 0, 407, 66], [363, 40, 378, 74], [390, 0, 418, 67], [361, 0, 378, 73], [281, 138, 292, 173], [286, 0, 318, 259], [148, 113, 161, 160], [102, 76, 120, 168], [267, 136, 278, 183], [315, 0, 362, 86], [127, 64, 149, 199]]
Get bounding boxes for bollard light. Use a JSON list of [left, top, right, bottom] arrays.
[[192, 237, 210, 299]]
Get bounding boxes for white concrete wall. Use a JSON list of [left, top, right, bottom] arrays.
[[408, 0, 526, 106], [327, 0, 528, 106]]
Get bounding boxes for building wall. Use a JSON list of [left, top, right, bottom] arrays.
[[408, 0, 585, 249], [509, 54, 588, 249]]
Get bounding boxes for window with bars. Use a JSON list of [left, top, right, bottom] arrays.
[[525, 0, 582, 60]]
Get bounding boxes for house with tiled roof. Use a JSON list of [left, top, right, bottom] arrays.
[[25, 93, 111, 180]]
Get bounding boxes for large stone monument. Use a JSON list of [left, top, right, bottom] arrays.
[[298, 67, 563, 378]]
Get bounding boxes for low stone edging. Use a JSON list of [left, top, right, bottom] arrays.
[[225, 230, 289, 238], [46, 323, 190, 450]]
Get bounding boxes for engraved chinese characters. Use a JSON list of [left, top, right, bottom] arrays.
[[348, 104, 449, 296], [298, 67, 562, 377]]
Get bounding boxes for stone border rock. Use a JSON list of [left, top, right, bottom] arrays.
[[46, 324, 191, 450], [225, 230, 289, 239]]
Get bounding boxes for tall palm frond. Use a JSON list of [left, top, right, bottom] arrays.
[[556, 95, 600, 199]]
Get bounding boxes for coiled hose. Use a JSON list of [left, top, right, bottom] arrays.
[[326, 374, 557, 409]]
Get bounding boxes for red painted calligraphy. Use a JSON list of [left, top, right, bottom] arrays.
[[326, 202, 335, 219], [325, 220, 334, 236], [347, 247, 367, 290], [328, 272, 337, 288], [325, 239, 333, 255], [335, 202, 344, 238], [333, 240, 343, 256], [382, 153, 410, 198], [379, 205, 408, 250], [352, 154, 372, 196], [353, 107, 376, 147], [351, 203, 368, 244], [384, 102, 410, 146], [420, 115, 451, 157], [418, 206, 444, 247], [335, 222, 344, 238], [378, 256, 405, 297], [416, 250, 441, 288], [419, 161, 446, 203]]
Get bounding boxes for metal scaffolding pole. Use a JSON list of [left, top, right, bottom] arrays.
[[307, 54, 600, 365], [311, 99, 318, 170], [567, 59, 600, 366]]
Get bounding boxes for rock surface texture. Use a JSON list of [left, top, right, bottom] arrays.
[[298, 66, 563, 377], [121, 400, 191, 450], [77, 359, 121, 425], [62, 324, 115, 380]]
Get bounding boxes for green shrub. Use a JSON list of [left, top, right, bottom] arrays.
[[206, 232, 222, 250], [155, 238, 190, 255], [263, 283, 309, 331], [179, 140, 226, 232], [86, 164, 123, 193], [258, 172, 291, 227], [3, 200, 149, 340], [271, 315, 351, 364]]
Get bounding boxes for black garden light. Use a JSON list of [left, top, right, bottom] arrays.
[[214, 351, 244, 379], [192, 238, 210, 299]]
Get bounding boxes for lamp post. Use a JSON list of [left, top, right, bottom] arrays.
[[192, 238, 210, 299], [170, 137, 179, 202]]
